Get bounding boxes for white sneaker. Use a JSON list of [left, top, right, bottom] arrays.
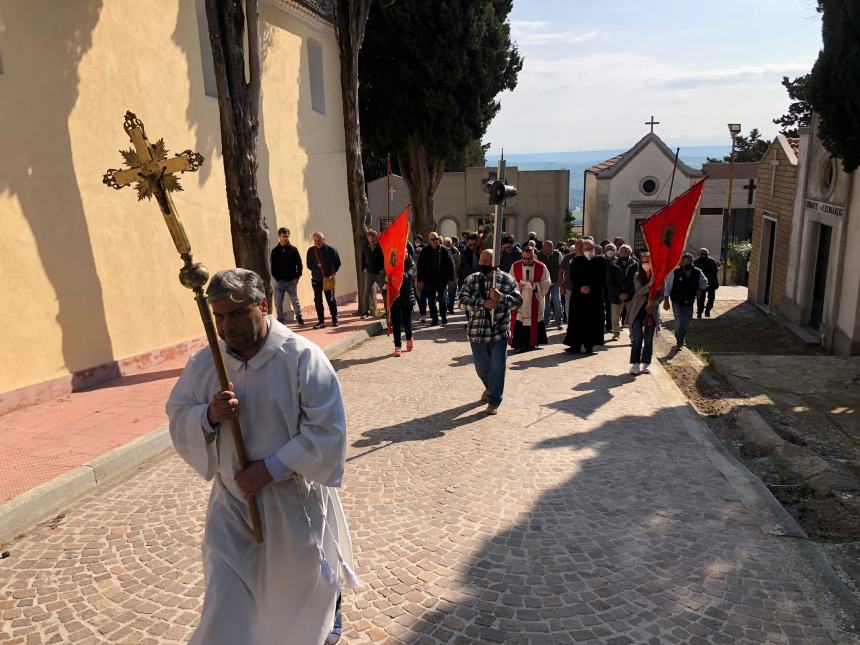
[[628, 364, 639, 375], [640, 364, 652, 374]]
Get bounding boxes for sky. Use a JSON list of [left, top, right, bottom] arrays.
[[485, 0, 824, 154]]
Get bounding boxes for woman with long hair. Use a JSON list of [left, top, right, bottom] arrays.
[[625, 251, 663, 375]]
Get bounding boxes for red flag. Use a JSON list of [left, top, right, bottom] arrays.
[[378, 206, 410, 314], [640, 178, 707, 301]]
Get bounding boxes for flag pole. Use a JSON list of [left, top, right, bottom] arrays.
[[666, 147, 680, 203], [386, 153, 391, 222]]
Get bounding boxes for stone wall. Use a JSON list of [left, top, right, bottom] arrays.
[[749, 142, 798, 313]]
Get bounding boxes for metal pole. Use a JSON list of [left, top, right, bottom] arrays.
[[721, 136, 737, 286], [667, 147, 680, 203], [387, 153, 391, 222], [492, 157, 506, 290]]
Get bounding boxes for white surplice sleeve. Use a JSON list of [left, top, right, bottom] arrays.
[[538, 263, 552, 297], [270, 345, 347, 487], [166, 353, 218, 482]]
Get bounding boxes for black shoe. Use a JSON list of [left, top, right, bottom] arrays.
[[430, 319, 439, 326], [313, 322, 325, 330], [441, 319, 447, 326], [697, 312, 702, 319], [296, 317, 305, 327], [705, 310, 711, 318], [332, 318, 340, 328]]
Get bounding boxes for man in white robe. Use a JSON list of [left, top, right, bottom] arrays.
[[510, 247, 552, 350], [167, 268, 357, 645]]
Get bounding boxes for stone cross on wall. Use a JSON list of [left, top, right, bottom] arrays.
[[769, 155, 779, 197], [646, 115, 660, 134], [743, 178, 757, 205], [389, 185, 396, 202]]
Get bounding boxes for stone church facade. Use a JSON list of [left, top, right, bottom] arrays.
[[780, 117, 860, 355], [748, 135, 799, 314], [368, 166, 571, 244], [582, 133, 703, 251]]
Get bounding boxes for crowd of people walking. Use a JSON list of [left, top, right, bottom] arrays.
[[269, 226, 716, 416]]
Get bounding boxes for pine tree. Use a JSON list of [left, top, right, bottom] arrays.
[[808, 0, 860, 172], [360, 1, 522, 236]]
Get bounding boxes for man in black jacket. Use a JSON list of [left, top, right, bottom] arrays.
[[663, 253, 708, 348], [417, 232, 455, 326], [694, 248, 719, 318], [458, 234, 480, 283], [270, 227, 304, 327], [306, 232, 341, 329], [360, 230, 386, 319], [606, 244, 638, 340]]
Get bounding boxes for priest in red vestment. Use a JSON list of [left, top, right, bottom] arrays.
[[510, 247, 552, 351]]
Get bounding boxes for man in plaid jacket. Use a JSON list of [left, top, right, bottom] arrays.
[[458, 249, 523, 415]]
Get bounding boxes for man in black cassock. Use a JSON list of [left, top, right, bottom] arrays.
[[563, 238, 608, 354]]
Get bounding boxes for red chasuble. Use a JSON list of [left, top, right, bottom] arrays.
[[510, 260, 544, 347]]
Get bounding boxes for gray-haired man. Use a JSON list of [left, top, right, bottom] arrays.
[[167, 268, 355, 645]]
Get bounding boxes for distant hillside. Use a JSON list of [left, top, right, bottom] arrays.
[[492, 146, 731, 209]]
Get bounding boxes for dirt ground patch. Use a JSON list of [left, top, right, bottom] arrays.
[[656, 295, 860, 597]]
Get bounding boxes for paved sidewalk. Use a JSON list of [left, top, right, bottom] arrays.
[[1, 317, 857, 644], [0, 311, 383, 504]]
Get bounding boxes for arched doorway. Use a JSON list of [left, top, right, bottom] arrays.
[[526, 215, 546, 241], [438, 217, 459, 240]]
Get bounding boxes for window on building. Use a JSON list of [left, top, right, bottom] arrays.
[[640, 177, 659, 196], [700, 207, 724, 215], [195, 0, 217, 98], [308, 38, 325, 114]]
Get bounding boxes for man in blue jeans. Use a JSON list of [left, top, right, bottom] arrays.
[[270, 227, 304, 327], [459, 249, 523, 415], [662, 252, 708, 348]]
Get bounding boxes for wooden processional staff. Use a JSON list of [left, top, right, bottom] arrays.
[[103, 111, 264, 544]]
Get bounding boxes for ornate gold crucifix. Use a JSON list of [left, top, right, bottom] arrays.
[[103, 111, 263, 544]]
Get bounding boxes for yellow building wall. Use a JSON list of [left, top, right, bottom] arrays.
[[0, 0, 354, 394]]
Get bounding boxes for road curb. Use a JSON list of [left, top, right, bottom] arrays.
[[650, 359, 860, 639], [0, 322, 385, 546]]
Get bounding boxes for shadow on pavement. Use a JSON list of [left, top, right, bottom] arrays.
[[349, 401, 486, 456], [389, 407, 840, 642]]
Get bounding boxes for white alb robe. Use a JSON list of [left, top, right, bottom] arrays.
[[167, 318, 355, 645], [513, 260, 552, 324]]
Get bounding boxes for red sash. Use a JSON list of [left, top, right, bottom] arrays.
[[510, 261, 544, 346]]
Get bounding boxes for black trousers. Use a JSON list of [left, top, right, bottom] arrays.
[[426, 284, 447, 323], [697, 287, 716, 314], [312, 281, 338, 322], [391, 306, 413, 347]]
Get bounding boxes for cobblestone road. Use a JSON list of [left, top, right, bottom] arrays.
[[1, 317, 855, 644]]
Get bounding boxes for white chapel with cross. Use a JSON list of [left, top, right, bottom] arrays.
[[582, 122, 703, 251]]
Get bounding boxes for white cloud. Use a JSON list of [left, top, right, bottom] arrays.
[[485, 53, 810, 152], [661, 63, 813, 89], [510, 20, 598, 47]]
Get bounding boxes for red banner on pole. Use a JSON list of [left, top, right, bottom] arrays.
[[378, 206, 410, 314], [640, 178, 707, 301]]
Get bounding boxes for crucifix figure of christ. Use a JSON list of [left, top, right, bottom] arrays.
[[769, 155, 779, 197], [646, 115, 660, 133], [744, 178, 757, 205], [103, 111, 264, 544]]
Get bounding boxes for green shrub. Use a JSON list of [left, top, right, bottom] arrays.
[[727, 241, 752, 285]]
